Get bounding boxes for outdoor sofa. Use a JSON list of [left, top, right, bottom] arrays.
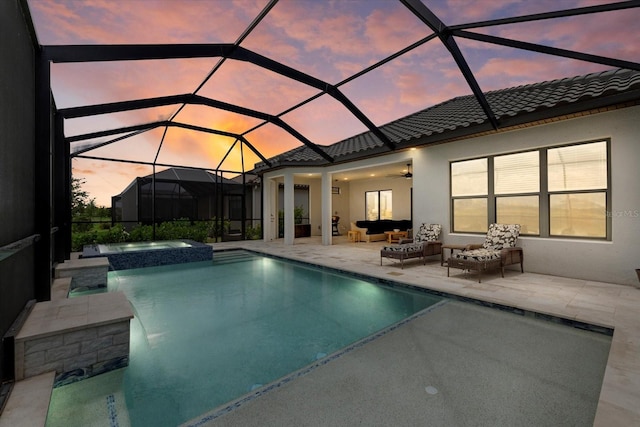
[[354, 219, 412, 243]]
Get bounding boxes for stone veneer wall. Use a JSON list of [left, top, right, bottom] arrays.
[[55, 257, 109, 291], [15, 320, 129, 385], [14, 267, 133, 386]]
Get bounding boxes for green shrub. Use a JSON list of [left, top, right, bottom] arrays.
[[72, 219, 216, 252], [207, 217, 230, 240], [71, 229, 98, 251], [95, 224, 128, 244], [245, 224, 262, 240], [72, 215, 93, 233], [128, 224, 153, 242], [155, 219, 197, 241]]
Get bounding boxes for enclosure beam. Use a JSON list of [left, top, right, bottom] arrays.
[[59, 93, 333, 163], [67, 120, 273, 167], [400, 0, 498, 129], [453, 30, 640, 72], [44, 43, 396, 152], [449, 1, 640, 30]]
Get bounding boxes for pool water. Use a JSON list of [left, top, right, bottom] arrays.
[[97, 240, 191, 253], [47, 251, 442, 427]]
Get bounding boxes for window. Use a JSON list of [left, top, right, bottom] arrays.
[[453, 198, 487, 232], [366, 190, 392, 220], [451, 159, 487, 232], [494, 151, 540, 235], [548, 141, 608, 237], [450, 140, 609, 239]]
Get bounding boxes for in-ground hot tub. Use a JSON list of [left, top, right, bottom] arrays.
[[81, 240, 213, 270]]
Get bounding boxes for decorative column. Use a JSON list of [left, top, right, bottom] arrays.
[[262, 177, 275, 241], [283, 173, 294, 245], [321, 172, 332, 245]]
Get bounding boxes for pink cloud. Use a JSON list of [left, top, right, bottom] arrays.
[[250, 0, 429, 82], [466, 4, 640, 67], [197, 59, 319, 115], [474, 56, 607, 92], [51, 58, 217, 110], [364, 8, 425, 53], [280, 94, 368, 146], [29, 0, 263, 44], [434, 0, 524, 23], [267, 2, 365, 56]]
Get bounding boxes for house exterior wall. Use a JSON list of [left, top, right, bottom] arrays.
[[413, 105, 640, 286], [330, 182, 350, 236]]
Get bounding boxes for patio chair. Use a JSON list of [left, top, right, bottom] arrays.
[[447, 223, 523, 283], [380, 223, 442, 269]]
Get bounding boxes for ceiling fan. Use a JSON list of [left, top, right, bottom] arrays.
[[388, 163, 413, 179]]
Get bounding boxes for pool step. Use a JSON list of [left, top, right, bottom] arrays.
[[212, 251, 258, 265]]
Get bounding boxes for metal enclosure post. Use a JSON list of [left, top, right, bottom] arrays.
[[34, 54, 52, 301], [53, 111, 70, 261]]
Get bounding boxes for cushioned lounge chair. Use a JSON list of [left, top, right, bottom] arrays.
[[380, 223, 442, 269], [447, 223, 523, 282]]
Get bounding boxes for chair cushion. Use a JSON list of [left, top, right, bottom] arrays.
[[415, 223, 441, 243], [453, 248, 501, 262], [482, 224, 520, 250], [382, 243, 423, 253]]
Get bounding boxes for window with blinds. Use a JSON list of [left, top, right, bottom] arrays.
[[451, 159, 488, 232], [494, 151, 540, 235], [450, 140, 609, 239], [548, 141, 607, 237]]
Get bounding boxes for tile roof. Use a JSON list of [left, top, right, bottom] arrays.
[[256, 68, 640, 170]]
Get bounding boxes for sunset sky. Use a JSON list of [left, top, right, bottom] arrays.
[[26, 0, 640, 206]]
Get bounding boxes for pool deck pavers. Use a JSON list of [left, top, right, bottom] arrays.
[[2, 236, 639, 426]]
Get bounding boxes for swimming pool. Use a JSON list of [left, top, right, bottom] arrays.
[[47, 251, 443, 426], [81, 240, 213, 270], [97, 241, 192, 252]]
